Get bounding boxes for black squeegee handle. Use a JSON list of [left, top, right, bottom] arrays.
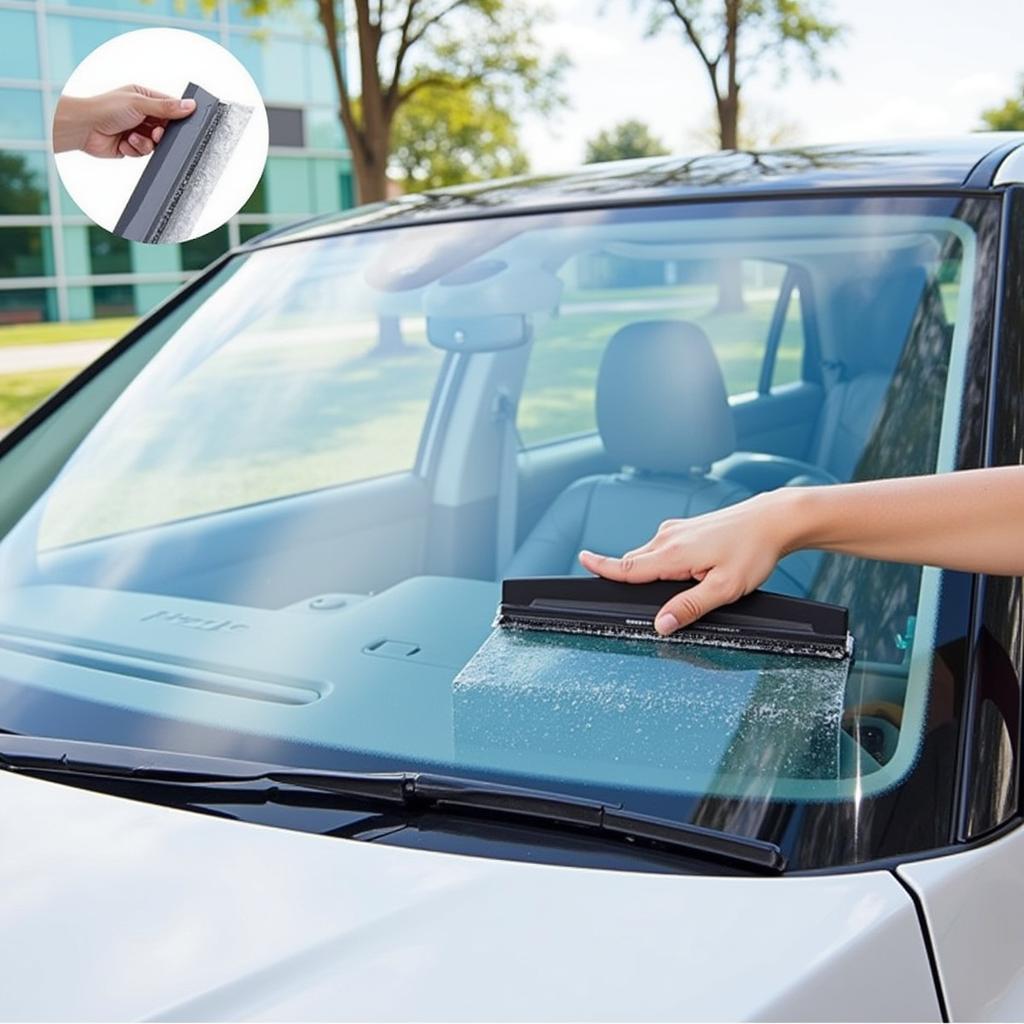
[[113, 82, 221, 243], [501, 576, 848, 641]]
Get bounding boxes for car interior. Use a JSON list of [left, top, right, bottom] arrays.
[[0, 207, 972, 799]]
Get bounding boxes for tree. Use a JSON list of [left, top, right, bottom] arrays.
[[390, 85, 529, 191], [981, 81, 1024, 131], [306, 0, 566, 203], [0, 152, 47, 215], [637, 0, 843, 150], [585, 119, 670, 163]]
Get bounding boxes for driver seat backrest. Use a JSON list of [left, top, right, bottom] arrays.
[[508, 320, 797, 592]]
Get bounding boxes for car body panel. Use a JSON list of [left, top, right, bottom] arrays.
[[899, 826, 1024, 1021], [249, 136, 1024, 249], [0, 768, 941, 1022]]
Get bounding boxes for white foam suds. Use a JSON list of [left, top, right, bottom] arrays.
[[453, 628, 851, 780]]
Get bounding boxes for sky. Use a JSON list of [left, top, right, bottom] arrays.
[[518, 0, 1024, 171]]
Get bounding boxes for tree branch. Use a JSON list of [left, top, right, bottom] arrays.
[[386, 0, 421, 111], [316, 0, 363, 150], [663, 0, 720, 93], [385, 0, 474, 116]]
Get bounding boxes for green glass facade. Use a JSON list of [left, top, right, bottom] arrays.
[[0, 0, 353, 322]]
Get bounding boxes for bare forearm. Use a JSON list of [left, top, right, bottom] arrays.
[[779, 467, 1024, 575], [52, 95, 90, 153]]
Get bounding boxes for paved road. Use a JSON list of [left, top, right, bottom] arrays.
[[0, 339, 116, 374]]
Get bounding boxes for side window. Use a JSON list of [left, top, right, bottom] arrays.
[[771, 285, 807, 388], [516, 256, 805, 448]]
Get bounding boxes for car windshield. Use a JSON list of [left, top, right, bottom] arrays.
[[0, 195, 997, 870]]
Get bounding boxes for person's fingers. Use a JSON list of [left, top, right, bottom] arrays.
[[150, 125, 165, 144], [117, 138, 135, 158], [620, 538, 657, 562], [654, 572, 736, 634], [132, 95, 196, 121], [578, 548, 666, 583], [125, 131, 154, 155]]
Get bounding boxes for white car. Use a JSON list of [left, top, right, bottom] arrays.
[[2, 136, 1024, 1021]]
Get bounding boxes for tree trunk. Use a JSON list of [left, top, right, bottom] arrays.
[[373, 314, 408, 356], [717, 95, 739, 150], [317, 0, 394, 205], [351, 136, 391, 203], [714, 0, 744, 313]]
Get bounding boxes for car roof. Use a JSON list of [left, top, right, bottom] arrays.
[[249, 134, 1024, 247]]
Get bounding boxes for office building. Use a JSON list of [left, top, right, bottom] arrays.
[[0, 0, 353, 322]]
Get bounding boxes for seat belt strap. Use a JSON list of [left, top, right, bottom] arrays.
[[813, 358, 847, 466]]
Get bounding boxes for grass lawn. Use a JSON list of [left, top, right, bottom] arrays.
[[0, 367, 76, 430], [0, 317, 137, 348]]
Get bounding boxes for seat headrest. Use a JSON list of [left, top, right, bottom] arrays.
[[596, 320, 736, 475]]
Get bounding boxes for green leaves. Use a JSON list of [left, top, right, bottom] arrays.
[[585, 120, 670, 164], [390, 85, 530, 191], [981, 79, 1024, 131]]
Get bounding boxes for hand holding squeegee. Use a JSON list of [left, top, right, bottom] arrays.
[[52, 85, 197, 159], [580, 467, 1024, 637]]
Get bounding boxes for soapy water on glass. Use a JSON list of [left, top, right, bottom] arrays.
[[453, 627, 850, 780]]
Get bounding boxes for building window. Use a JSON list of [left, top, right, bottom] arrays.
[[92, 284, 135, 317], [310, 158, 342, 213], [267, 106, 305, 148], [180, 225, 230, 271], [62, 0, 213, 20], [229, 34, 308, 104], [88, 225, 132, 275], [0, 288, 57, 324], [0, 11, 41, 80], [0, 227, 54, 278], [238, 222, 271, 242], [0, 150, 49, 215], [47, 16, 216, 82], [306, 107, 345, 150], [0, 89, 45, 142]]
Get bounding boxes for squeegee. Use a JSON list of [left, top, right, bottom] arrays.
[[113, 82, 252, 244], [496, 576, 853, 660]]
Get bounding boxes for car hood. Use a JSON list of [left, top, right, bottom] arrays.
[[1, 768, 940, 1022]]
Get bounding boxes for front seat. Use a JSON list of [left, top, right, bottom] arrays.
[[507, 320, 754, 578], [716, 264, 928, 493]]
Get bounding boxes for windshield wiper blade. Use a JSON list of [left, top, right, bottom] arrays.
[[0, 735, 786, 873]]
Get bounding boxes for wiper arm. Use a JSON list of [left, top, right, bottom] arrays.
[[0, 735, 786, 874]]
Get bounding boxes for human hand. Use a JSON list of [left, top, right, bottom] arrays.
[[578, 491, 799, 636], [53, 85, 196, 158]]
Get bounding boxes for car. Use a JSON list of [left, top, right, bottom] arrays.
[[1, 134, 1023, 1022]]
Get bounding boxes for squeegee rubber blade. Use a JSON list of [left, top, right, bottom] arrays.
[[156, 99, 253, 244], [495, 577, 853, 661]]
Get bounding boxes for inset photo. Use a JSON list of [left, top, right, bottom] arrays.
[[52, 28, 269, 244]]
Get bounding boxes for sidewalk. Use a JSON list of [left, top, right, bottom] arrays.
[[0, 339, 116, 374]]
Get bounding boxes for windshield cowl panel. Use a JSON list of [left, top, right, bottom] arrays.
[[0, 194, 1000, 871]]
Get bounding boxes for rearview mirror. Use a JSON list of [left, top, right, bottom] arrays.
[[427, 314, 529, 351]]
